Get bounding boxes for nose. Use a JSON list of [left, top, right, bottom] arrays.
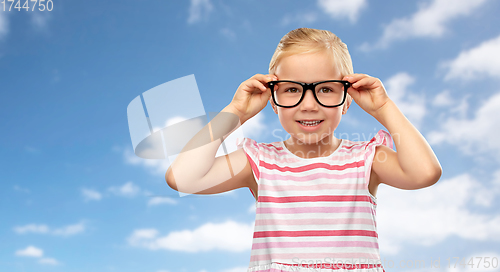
[[299, 89, 319, 111]]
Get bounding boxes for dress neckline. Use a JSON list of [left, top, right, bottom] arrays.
[[279, 138, 344, 160]]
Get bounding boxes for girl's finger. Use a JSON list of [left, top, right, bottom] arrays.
[[352, 76, 377, 89], [254, 73, 277, 83], [343, 73, 368, 82], [251, 79, 267, 92], [267, 74, 278, 81]]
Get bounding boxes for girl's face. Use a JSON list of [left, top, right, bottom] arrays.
[[271, 51, 345, 145]]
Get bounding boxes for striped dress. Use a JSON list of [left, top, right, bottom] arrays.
[[236, 130, 393, 272]]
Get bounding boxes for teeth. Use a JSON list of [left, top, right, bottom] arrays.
[[299, 120, 321, 126]]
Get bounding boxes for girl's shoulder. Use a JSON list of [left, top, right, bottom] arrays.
[[236, 137, 283, 150], [340, 130, 394, 153]]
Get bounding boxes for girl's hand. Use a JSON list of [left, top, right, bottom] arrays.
[[343, 74, 391, 118], [228, 74, 277, 124]]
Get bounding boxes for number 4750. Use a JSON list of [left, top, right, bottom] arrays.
[[2, 0, 54, 11]]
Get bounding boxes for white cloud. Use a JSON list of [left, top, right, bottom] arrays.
[[0, 11, 9, 40], [443, 34, 500, 81], [129, 228, 159, 240], [317, 0, 367, 23], [83, 182, 159, 204], [247, 203, 256, 214], [427, 91, 500, 159], [377, 172, 500, 255], [240, 111, 266, 140], [432, 89, 454, 107], [15, 245, 43, 257], [151, 115, 189, 137], [220, 27, 236, 41], [187, 0, 213, 24], [165, 116, 187, 127], [14, 222, 86, 237], [385, 72, 426, 129], [51, 222, 86, 237], [39, 257, 60, 265], [147, 196, 177, 206], [340, 114, 361, 128], [124, 147, 171, 177], [363, 0, 489, 50], [81, 188, 102, 201], [108, 181, 141, 197], [13, 224, 49, 234], [127, 220, 253, 252], [432, 89, 470, 120], [15, 246, 61, 265], [30, 11, 51, 31]]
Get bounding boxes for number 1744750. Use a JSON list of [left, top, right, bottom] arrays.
[[2, 0, 54, 12]]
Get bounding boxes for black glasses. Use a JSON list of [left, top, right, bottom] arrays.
[[268, 80, 350, 108]]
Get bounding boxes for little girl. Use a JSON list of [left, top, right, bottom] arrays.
[[166, 28, 442, 272]]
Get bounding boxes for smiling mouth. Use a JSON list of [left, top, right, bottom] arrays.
[[297, 120, 323, 126]]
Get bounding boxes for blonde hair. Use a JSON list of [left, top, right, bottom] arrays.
[[269, 28, 353, 77]]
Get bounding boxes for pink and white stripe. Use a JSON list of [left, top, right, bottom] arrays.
[[237, 130, 393, 272]]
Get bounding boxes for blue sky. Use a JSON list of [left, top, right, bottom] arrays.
[[2, 0, 500, 271]]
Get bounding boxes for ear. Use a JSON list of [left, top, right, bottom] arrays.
[[342, 93, 352, 115], [269, 97, 278, 114]]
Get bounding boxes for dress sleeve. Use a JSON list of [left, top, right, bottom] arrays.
[[236, 137, 261, 184], [364, 130, 394, 187]]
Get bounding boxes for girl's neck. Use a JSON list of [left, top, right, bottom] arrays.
[[283, 135, 342, 159]]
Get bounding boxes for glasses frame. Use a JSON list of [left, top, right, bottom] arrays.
[[268, 80, 351, 108]]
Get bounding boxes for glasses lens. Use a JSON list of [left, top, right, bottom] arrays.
[[315, 81, 345, 106], [272, 82, 303, 107], [272, 81, 345, 107]]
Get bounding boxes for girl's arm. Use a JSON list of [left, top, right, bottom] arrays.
[[166, 73, 276, 195], [343, 74, 442, 190], [165, 105, 251, 194], [370, 99, 441, 189]]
